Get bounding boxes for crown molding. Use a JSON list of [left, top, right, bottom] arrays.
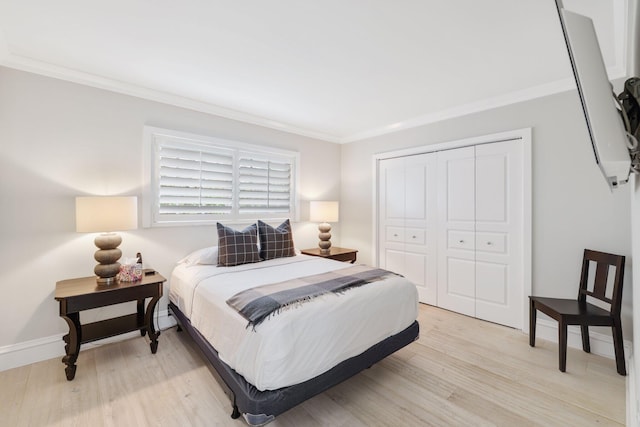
[[342, 66, 625, 144], [0, 53, 343, 144], [342, 78, 576, 143]]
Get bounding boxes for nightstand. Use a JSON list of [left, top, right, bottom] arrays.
[[54, 272, 165, 380], [301, 247, 358, 263]]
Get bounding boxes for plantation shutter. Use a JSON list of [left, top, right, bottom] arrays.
[[238, 153, 292, 214], [157, 142, 234, 217], [145, 128, 298, 226]]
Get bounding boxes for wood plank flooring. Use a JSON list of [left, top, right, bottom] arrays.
[[0, 304, 625, 426]]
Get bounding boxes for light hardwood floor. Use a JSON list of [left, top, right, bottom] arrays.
[[1, 304, 625, 426]]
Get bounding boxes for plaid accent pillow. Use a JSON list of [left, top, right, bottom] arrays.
[[217, 223, 261, 267], [258, 219, 296, 260]]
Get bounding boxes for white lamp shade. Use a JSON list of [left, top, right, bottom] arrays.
[[310, 201, 339, 223], [76, 196, 138, 232]]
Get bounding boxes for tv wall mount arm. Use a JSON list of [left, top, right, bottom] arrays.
[[617, 77, 640, 174]]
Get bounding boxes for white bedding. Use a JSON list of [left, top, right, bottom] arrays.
[[169, 254, 418, 391]]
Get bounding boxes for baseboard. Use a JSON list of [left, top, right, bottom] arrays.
[[0, 309, 177, 372], [535, 318, 632, 360], [628, 354, 639, 427]]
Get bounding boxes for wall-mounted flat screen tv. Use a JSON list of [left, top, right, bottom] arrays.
[[555, 1, 632, 189]]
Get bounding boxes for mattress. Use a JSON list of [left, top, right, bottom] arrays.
[[169, 254, 418, 391]]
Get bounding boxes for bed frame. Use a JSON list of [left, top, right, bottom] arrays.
[[168, 301, 419, 426]]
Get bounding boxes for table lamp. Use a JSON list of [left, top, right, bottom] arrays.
[[309, 201, 339, 254], [76, 196, 138, 285]]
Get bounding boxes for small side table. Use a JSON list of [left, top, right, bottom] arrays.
[[54, 273, 165, 380], [301, 247, 358, 263]]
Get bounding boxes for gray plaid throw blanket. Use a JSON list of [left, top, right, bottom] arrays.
[[226, 265, 397, 327]]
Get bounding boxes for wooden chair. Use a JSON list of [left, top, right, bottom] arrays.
[[529, 249, 626, 375]]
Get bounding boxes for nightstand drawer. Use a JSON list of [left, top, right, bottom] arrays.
[[330, 252, 358, 262], [301, 247, 358, 263]]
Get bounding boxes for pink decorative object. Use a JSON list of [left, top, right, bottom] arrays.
[[117, 262, 142, 282]]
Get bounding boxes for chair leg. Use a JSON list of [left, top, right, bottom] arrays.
[[580, 325, 590, 353], [612, 319, 627, 376], [529, 299, 536, 347], [559, 319, 567, 372]]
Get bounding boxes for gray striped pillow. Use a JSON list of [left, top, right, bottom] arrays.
[[257, 219, 295, 260], [217, 223, 261, 267]]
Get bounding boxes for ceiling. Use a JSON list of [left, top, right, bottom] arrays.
[[0, 0, 630, 143]]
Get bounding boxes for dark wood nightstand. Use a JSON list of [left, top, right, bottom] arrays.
[[54, 272, 165, 380], [301, 247, 358, 263]]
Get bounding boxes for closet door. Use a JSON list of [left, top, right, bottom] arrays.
[[474, 141, 522, 328], [379, 156, 408, 288], [436, 146, 476, 316], [437, 141, 523, 329], [378, 154, 437, 304]]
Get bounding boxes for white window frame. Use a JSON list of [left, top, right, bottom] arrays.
[[142, 126, 300, 227]]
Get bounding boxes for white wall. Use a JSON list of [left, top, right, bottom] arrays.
[[340, 88, 633, 340], [0, 66, 341, 367], [627, 2, 640, 424]]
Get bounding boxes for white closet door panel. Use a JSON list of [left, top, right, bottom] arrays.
[[423, 251, 438, 305], [383, 249, 405, 275], [424, 153, 438, 305], [474, 141, 523, 329], [386, 226, 405, 243], [405, 156, 427, 222], [404, 252, 429, 303], [437, 147, 476, 314], [447, 230, 476, 251], [378, 157, 406, 268], [475, 261, 514, 326], [404, 228, 426, 246], [408, 250, 438, 305], [378, 159, 404, 271], [381, 157, 406, 223], [423, 154, 439, 250], [442, 149, 475, 223], [412, 153, 438, 305], [382, 241, 405, 253], [476, 232, 507, 254], [476, 154, 507, 224], [475, 261, 508, 304], [447, 257, 476, 297], [443, 256, 475, 316], [378, 153, 437, 306]]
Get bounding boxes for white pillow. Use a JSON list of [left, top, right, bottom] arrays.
[[178, 246, 219, 266]]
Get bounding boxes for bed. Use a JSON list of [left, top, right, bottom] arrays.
[[168, 242, 419, 425]]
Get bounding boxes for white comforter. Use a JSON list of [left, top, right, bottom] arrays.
[[169, 254, 418, 391]]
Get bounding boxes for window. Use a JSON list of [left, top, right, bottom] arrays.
[[143, 127, 299, 227]]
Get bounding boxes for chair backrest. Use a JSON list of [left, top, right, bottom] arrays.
[[578, 249, 625, 315]]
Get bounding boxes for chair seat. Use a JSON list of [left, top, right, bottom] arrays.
[[530, 296, 613, 323]]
